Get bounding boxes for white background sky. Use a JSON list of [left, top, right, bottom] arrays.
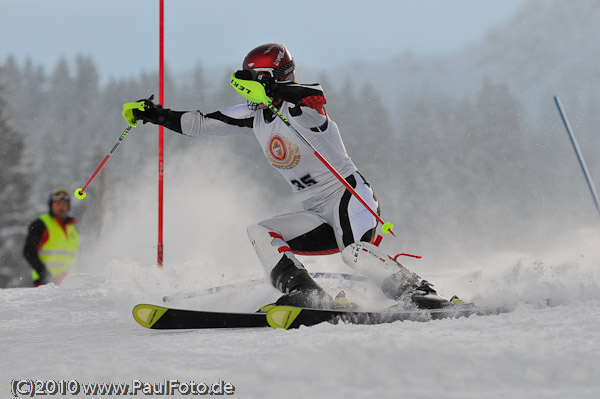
[[1, 0, 524, 82]]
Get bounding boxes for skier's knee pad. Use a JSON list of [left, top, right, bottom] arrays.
[[341, 242, 401, 286], [342, 241, 421, 294]]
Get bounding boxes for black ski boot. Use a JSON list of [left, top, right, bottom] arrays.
[[409, 280, 451, 309], [274, 283, 338, 309], [383, 272, 453, 309], [259, 254, 340, 311]]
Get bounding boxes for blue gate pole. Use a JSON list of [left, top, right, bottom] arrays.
[[554, 95, 600, 218]]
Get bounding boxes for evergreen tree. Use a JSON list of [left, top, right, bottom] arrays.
[[0, 69, 33, 287]]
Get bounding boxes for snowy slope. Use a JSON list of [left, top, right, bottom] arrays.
[[2, 229, 600, 399]]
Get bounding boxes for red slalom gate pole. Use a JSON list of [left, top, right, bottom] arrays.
[[157, 0, 165, 267]]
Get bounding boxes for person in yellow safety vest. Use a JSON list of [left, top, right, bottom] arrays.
[[22, 189, 80, 286]]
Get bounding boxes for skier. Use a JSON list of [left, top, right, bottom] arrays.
[[23, 189, 80, 286], [123, 43, 449, 309]]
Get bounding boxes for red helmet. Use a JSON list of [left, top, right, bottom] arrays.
[[242, 43, 295, 81]]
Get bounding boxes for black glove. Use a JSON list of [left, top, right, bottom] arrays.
[[122, 94, 156, 126], [123, 94, 184, 133], [132, 94, 161, 124]]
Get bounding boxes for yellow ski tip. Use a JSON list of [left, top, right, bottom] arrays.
[[266, 306, 302, 329], [132, 304, 168, 329]]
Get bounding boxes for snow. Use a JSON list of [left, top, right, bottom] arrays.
[[3, 2, 600, 397], [2, 230, 600, 398]]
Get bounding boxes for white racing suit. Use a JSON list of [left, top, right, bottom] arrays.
[[177, 82, 384, 297]]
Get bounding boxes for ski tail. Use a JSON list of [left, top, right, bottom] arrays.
[[266, 306, 304, 329], [132, 304, 169, 329]]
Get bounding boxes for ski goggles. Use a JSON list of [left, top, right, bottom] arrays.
[[249, 59, 295, 81], [51, 189, 70, 202]]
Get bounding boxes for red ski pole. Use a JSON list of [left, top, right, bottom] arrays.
[[74, 125, 133, 199], [74, 98, 147, 199]]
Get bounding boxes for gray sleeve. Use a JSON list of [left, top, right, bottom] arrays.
[[180, 104, 255, 137]]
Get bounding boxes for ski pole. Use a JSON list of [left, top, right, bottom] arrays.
[[554, 95, 600, 217], [74, 125, 133, 199], [74, 99, 147, 199], [230, 72, 395, 236]]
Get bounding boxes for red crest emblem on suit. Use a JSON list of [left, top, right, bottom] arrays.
[[266, 134, 301, 169]]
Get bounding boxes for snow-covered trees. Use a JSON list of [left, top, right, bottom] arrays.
[[0, 37, 596, 286], [0, 67, 33, 286]]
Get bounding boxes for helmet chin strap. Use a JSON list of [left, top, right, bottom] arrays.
[[248, 98, 283, 112]]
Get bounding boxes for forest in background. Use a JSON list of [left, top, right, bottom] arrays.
[[1, 0, 599, 288]]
